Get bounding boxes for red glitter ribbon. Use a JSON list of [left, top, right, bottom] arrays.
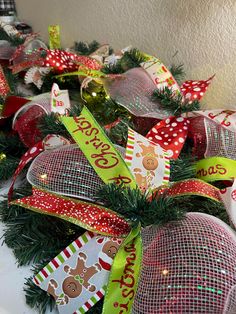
[[153, 179, 221, 202], [11, 187, 131, 237], [0, 65, 10, 96]]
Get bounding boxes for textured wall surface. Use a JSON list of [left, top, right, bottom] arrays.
[[16, 0, 236, 108]]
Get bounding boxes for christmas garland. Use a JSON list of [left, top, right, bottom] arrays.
[[0, 23, 236, 314]]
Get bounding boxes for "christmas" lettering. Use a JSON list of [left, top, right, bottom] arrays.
[[112, 239, 137, 313], [197, 164, 227, 177], [72, 116, 119, 169]]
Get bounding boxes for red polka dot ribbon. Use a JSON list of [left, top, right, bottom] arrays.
[[180, 75, 215, 104], [42, 49, 102, 73], [11, 187, 130, 237], [146, 116, 190, 159]]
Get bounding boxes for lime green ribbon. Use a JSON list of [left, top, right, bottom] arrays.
[[102, 224, 142, 314], [55, 68, 106, 79], [62, 107, 140, 313], [48, 25, 61, 49], [196, 157, 236, 181], [61, 107, 136, 188]]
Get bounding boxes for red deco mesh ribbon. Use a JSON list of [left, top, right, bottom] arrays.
[[13, 105, 45, 147], [0, 65, 10, 96], [11, 187, 130, 238], [10, 50, 44, 74], [146, 116, 190, 159], [187, 116, 207, 159], [153, 179, 221, 203]]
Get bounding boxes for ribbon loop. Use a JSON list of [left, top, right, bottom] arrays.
[[61, 107, 137, 188], [196, 157, 236, 181], [102, 223, 142, 314]]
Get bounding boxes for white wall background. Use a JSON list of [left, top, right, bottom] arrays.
[[16, 0, 236, 108]]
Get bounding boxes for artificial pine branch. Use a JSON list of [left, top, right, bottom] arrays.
[[74, 40, 100, 55], [169, 64, 185, 84], [0, 187, 85, 266], [97, 184, 186, 227], [102, 48, 148, 74], [25, 277, 55, 314], [106, 119, 129, 146], [37, 113, 70, 139], [121, 48, 148, 70], [170, 155, 196, 182], [0, 156, 20, 180], [2, 209, 85, 265], [89, 97, 130, 126], [152, 87, 200, 115], [0, 132, 26, 156], [102, 62, 124, 74], [41, 71, 81, 93], [3, 67, 19, 95]]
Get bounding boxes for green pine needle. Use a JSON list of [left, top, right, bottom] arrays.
[[3, 67, 19, 95], [97, 184, 186, 227], [74, 40, 100, 55], [152, 87, 201, 115], [0, 132, 26, 156], [102, 48, 148, 74], [0, 188, 85, 266], [37, 113, 70, 139], [169, 64, 185, 84], [0, 156, 20, 180], [25, 277, 55, 314], [170, 156, 196, 182]]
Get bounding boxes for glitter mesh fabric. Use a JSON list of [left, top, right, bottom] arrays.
[[103, 68, 171, 119], [13, 93, 51, 147], [27, 144, 104, 202], [14, 105, 45, 147], [132, 213, 236, 314], [223, 285, 236, 314], [187, 116, 207, 159], [204, 118, 236, 160]]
